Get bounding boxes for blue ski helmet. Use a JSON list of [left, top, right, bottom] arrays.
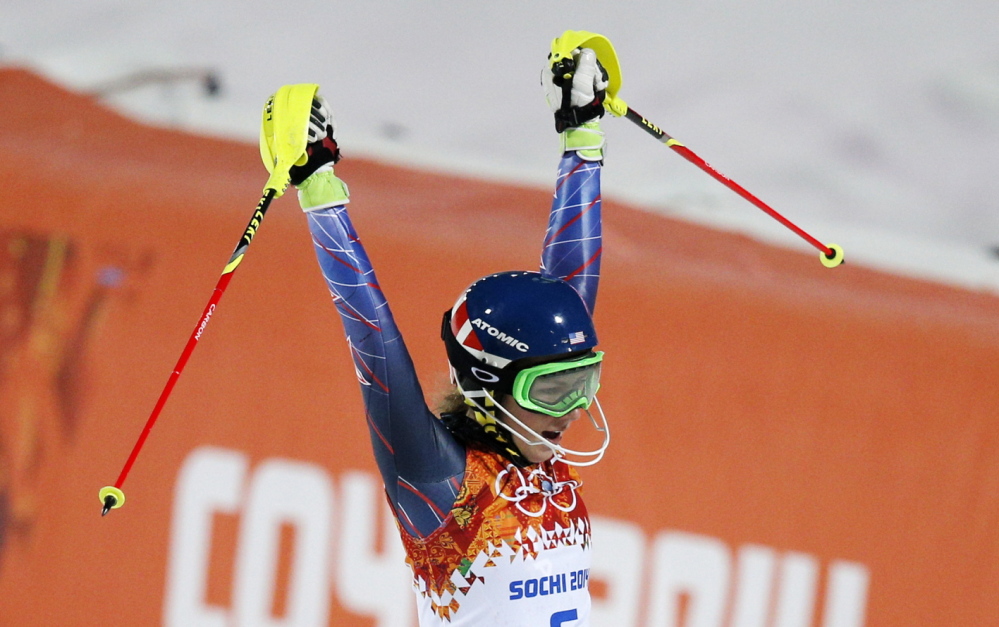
[[441, 271, 598, 394]]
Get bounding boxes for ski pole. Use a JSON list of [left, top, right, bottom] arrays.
[[99, 83, 319, 516], [549, 30, 844, 268], [623, 107, 844, 268]]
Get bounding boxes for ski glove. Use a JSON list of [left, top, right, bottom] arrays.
[[289, 95, 341, 186], [543, 48, 610, 133]]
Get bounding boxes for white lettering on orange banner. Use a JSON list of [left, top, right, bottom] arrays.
[[163, 446, 869, 627]]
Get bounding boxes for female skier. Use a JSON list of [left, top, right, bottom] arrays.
[[280, 46, 611, 626]]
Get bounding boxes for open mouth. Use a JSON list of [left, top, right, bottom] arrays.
[[542, 430, 563, 444]]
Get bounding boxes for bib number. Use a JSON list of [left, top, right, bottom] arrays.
[[550, 608, 579, 626]]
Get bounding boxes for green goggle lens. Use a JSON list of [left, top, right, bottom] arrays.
[[511, 352, 603, 417]]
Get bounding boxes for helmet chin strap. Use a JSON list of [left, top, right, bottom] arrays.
[[452, 369, 611, 467]]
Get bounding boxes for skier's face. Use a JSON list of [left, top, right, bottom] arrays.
[[498, 395, 583, 464]]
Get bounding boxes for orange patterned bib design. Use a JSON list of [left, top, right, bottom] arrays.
[[400, 448, 591, 624]]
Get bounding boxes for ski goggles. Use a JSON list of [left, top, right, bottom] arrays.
[[511, 351, 603, 417]]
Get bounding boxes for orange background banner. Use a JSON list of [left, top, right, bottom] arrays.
[[2, 69, 998, 626]]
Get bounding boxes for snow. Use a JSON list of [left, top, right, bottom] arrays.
[[3, 0, 999, 291]]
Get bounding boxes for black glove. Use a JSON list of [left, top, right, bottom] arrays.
[[289, 96, 342, 186], [544, 48, 610, 133]]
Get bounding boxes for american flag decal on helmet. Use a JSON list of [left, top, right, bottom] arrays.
[[568, 331, 586, 345]]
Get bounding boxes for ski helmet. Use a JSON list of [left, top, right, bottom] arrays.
[[440, 271, 610, 466], [441, 271, 598, 393]]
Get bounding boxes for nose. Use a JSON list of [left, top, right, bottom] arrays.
[[564, 407, 585, 424]]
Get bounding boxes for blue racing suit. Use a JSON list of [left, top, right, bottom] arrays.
[[304, 150, 602, 625]]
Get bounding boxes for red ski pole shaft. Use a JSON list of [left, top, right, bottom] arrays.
[[623, 107, 834, 257], [112, 272, 235, 489], [100, 189, 276, 515]]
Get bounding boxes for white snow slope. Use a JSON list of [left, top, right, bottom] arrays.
[[4, 0, 999, 291]]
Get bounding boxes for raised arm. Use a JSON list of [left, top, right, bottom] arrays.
[[542, 153, 602, 312], [540, 48, 607, 313], [290, 96, 465, 539]]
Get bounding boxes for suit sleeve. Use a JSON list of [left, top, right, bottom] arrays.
[[305, 203, 465, 538], [541, 152, 602, 312]]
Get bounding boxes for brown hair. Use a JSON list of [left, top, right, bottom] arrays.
[[435, 384, 530, 467], [436, 385, 468, 416]]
